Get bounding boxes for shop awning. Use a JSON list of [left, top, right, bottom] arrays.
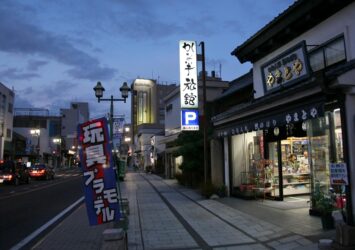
[[214, 100, 324, 138]]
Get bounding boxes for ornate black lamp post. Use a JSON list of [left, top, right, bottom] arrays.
[[93, 81, 130, 143]]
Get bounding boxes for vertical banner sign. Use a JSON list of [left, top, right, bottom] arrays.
[[179, 40, 198, 109], [78, 117, 120, 226], [112, 117, 125, 150], [180, 40, 199, 131]]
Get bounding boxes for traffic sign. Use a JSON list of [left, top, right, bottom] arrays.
[[181, 109, 199, 131]]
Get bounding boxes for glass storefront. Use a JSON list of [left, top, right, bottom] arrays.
[[231, 131, 263, 196], [268, 137, 311, 198], [308, 109, 345, 211], [230, 106, 346, 210]]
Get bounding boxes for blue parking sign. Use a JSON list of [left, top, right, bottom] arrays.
[[181, 109, 199, 131]]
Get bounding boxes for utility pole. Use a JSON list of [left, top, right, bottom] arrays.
[[199, 41, 208, 184]]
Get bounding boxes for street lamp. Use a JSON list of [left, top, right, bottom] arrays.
[[30, 129, 41, 162], [93, 81, 131, 209], [93, 81, 131, 142], [53, 138, 62, 168]]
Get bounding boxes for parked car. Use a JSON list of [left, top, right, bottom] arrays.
[[29, 164, 55, 180], [0, 160, 31, 185]]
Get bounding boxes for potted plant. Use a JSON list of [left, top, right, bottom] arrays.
[[216, 184, 227, 197], [318, 194, 335, 229], [313, 183, 335, 229]]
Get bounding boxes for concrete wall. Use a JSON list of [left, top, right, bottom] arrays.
[[164, 88, 181, 136], [210, 138, 224, 187], [61, 102, 89, 149], [0, 83, 14, 159]]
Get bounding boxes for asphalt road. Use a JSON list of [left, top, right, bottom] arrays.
[[0, 169, 83, 250]]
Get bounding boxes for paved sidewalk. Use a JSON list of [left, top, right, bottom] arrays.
[[32, 171, 337, 250], [124, 172, 334, 250]]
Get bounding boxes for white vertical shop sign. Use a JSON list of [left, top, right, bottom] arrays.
[[179, 40, 198, 109]]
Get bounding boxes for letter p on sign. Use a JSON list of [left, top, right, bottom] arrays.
[[186, 112, 196, 124], [181, 109, 199, 131]]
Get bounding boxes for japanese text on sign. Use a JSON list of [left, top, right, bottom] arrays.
[[179, 40, 198, 109], [78, 118, 121, 225], [330, 163, 348, 185], [261, 41, 310, 93]]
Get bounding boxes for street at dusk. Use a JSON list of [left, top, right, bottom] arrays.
[[0, 169, 82, 250], [1, 0, 355, 249], [28, 170, 331, 250]]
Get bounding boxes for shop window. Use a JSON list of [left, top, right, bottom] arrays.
[[8, 103, 13, 113], [309, 49, 325, 72], [308, 108, 345, 212], [137, 91, 149, 125], [325, 38, 346, 66], [267, 134, 311, 199], [309, 36, 346, 72], [333, 109, 343, 162], [231, 130, 264, 196]]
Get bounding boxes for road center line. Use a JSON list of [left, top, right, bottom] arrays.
[[10, 196, 84, 250]]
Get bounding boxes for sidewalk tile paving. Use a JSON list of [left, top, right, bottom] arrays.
[[32, 171, 335, 250], [125, 173, 198, 250]]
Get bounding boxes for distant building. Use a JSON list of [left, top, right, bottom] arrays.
[[130, 79, 176, 171], [13, 108, 61, 166], [12, 102, 89, 167], [60, 102, 89, 151], [0, 82, 15, 160]]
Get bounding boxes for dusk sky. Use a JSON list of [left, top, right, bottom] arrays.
[[0, 0, 294, 121]]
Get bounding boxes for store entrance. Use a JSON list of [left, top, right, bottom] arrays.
[[267, 136, 311, 201]]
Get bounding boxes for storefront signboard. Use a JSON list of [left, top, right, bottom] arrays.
[[179, 40, 198, 109], [330, 163, 348, 185], [77, 117, 121, 225], [216, 102, 323, 138], [261, 41, 311, 93]]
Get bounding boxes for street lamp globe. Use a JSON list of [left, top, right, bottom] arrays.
[[93, 81, 105, 99], [53, 138, 61, 144], [30, 129, 40, 136], [119, 82, 130, 100]]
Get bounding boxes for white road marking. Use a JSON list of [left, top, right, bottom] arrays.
[[10, 196, 84, 250]]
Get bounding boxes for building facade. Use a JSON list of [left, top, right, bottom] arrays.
[[163, 72, 229, 178], [211, 0, 355, 224], [130, 79, 176, 171], [60, 102, 89, 165], [0, 82, 14, 160], [13, 108, 61, 166]]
